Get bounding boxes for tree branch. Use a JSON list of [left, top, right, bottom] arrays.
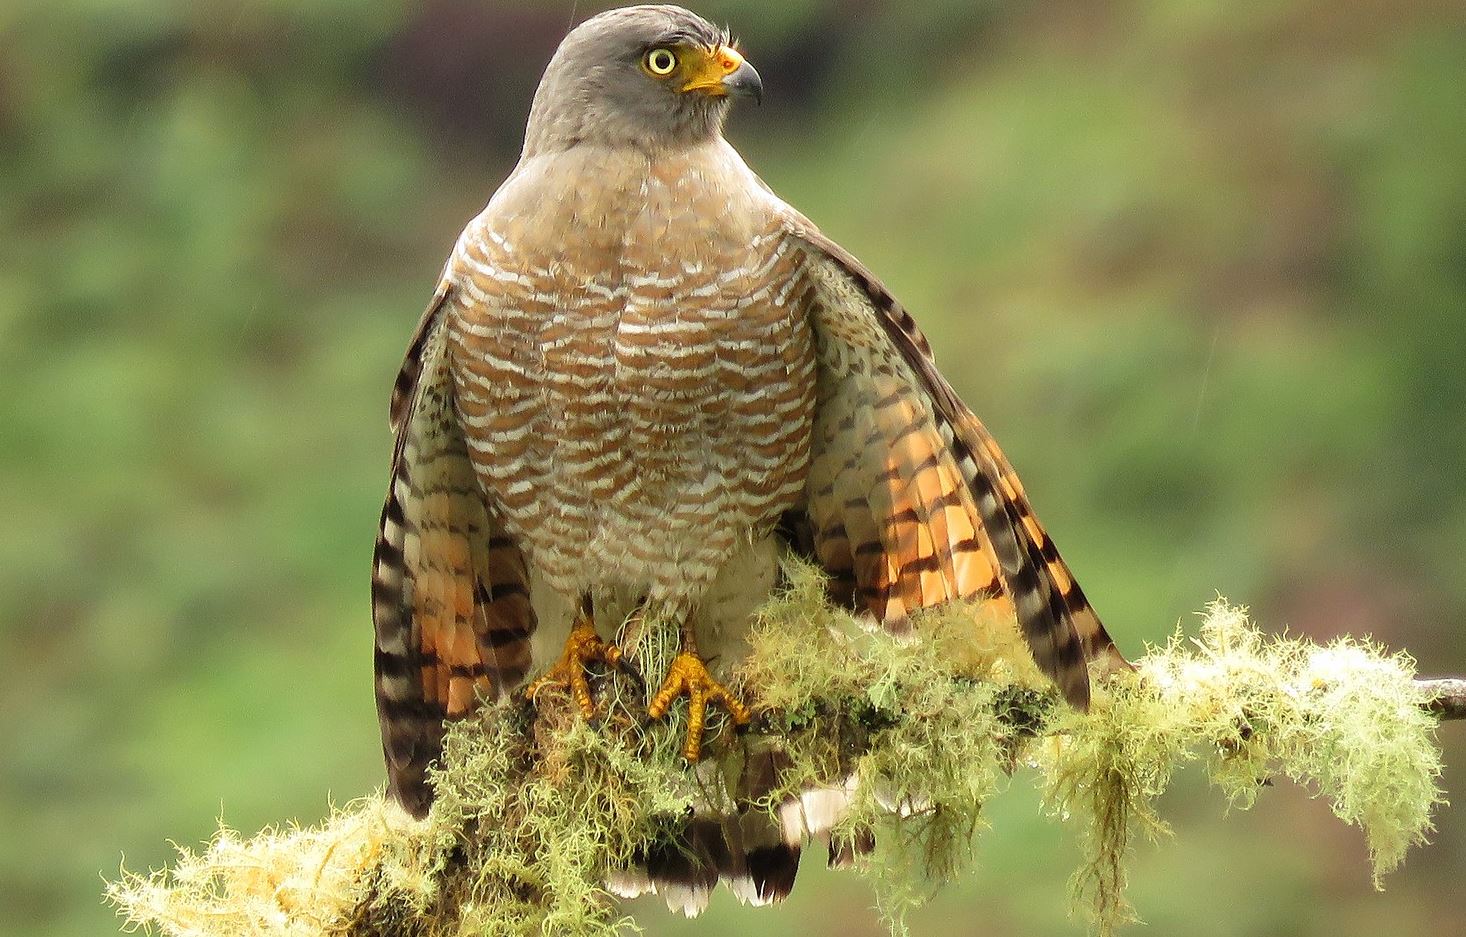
[[1419, 678, 1466, 720]]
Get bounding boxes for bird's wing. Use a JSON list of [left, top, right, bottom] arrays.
[[372, 284, 537, 817], [784, 220, 1127, 709]]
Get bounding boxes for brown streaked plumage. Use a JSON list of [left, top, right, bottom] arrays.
[[371, 1, 1125, 911]]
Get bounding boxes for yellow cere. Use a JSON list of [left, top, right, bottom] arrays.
[[678, 44, 746, 95]]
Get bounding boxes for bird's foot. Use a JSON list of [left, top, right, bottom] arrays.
[[647, 651, 751, 761], [523, 616, 623, 719]]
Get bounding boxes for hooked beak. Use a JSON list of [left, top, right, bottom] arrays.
[[722, 58, 763, 104]]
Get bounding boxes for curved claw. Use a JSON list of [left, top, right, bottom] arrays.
[[524, 618, 622, 719], [647, 651, 752, 761]]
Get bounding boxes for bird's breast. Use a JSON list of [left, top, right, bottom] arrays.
[[449, 145, 818, 593]]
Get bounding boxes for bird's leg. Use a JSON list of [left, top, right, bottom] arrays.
[[647, 619, 752, 761], [523, 594, 623, 718]]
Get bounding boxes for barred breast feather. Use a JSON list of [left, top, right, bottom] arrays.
[[444, 143, 816, 609]]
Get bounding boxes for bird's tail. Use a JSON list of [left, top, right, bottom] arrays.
[[604, 747, 866, 915]]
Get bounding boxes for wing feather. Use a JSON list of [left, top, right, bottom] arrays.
[[372, 286, 537, 817], [786, 221, 1127, 708]]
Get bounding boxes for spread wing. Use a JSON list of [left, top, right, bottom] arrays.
[[372, 285, 537, 817], [786, 222, 1127, 709]]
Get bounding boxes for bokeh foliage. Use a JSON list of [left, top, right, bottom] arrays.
[[2, 1, 1463, 935]]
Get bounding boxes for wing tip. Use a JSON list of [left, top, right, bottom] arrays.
[[387, 765, 435, 819], [1061, 665, 1093, 713]]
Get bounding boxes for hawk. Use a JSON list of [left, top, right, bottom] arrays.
[[372, 1, 1124, 905]]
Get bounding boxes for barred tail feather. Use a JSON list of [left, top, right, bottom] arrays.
[[607, 750, 862, 915]]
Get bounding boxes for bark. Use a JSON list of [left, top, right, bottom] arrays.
[[1419, 678, 1466, 720]]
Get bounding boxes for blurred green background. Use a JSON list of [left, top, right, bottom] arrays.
[[3, 0, 1464, 934]]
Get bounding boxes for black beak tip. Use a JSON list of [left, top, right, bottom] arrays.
[[725, 62, 764, 105]]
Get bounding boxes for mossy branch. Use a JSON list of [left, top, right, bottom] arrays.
[[109, 563, 1454, 937]]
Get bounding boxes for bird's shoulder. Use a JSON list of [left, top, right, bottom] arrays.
[[440, 142, 816, 295]]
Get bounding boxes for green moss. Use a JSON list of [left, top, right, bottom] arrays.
[[738, 560, 1046, 933], [108, 571, 1445, 937]]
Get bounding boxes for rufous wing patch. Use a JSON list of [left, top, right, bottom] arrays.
[[788, 220, 1128, 709]]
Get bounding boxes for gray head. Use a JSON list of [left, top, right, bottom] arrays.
[[522, 5, 762, 157]]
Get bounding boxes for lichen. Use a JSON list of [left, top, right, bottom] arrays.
[[1042, 599, 1445, 933], [109, 568, 1446, 937]]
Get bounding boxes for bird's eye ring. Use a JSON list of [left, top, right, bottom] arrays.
[[644, 48, 678, 77]]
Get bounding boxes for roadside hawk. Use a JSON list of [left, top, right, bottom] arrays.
[[372, 2, 1124, 903]]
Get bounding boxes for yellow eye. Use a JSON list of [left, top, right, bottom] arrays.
[[644, 47, 678, 77]]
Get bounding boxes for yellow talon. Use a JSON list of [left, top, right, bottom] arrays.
[[647, 650, 751, 761], [524, 614, 622, 718]]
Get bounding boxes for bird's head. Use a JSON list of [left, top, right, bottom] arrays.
[[523, 5, 762, 157]]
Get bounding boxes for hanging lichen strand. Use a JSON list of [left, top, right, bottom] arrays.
[[108, 558, 1446, 937]]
